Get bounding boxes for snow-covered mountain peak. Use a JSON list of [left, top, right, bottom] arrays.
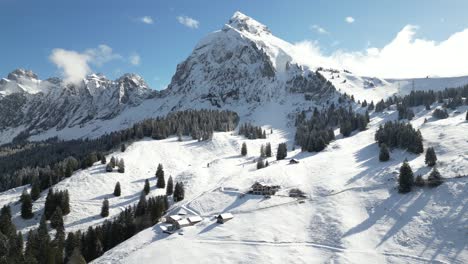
[[224, 11, 271, 36], [7, 68, 39, 81], [0, 68, 44, 95]]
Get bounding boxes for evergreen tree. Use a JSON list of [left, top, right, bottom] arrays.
[[67, 248, 86, 264], [265, 160, 269, 167], [21, 190, 34, 219], [265, 143, 272, 157], [120, 144, 126, 152], [30, 178, 41, 201], [155, 164, 165, 188], [105, 163, 113, 172], [143, 179, 150, 195], [100, 156, 106, 165], [117, 159, 125, 173], [113, 182, 121, 197], [466, 111, 468, 121], [50, 207, 64, 230], [166, 176, 174, 196], [425, 147, 437, 167], [173, 182, 185, 202], [427, 168, 443, 187], [379, 144, 390, 162], [415, 175, 425, 187], [256, 159, 265, 170], [110, 156, 116, 168], [260, 145, 266, 158], [0, 205, 16, 238], [241, 142, 247, 156], [135, 192, 147, 217], [276, 143, 287, 160], [100, 199, 109, 217], [398, 161, 414, 193]]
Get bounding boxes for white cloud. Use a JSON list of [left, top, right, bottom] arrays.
[[345, 16, 355, 23], [293, 25, 468, 78], [129, 53, 141, 66], [311, 24, 329, 34], [140, 16, 154, 24], [49, 44, 121, 84], [177, 16, 199, 29]]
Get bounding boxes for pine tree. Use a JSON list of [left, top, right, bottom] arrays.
[[117, 159, 125, 173], [265, 160, 269, 167], [62, 190, 71, 215], [415, 175, 425, 187], [466, 111, 468, 121], [135, 192, 147, 217], [260, 145, 266, 158], [21, 190, 34, 219], [241, 142, 247, 156], [265, 143, 272, 157], [105, 162, 113, 172], [174, 182, 185, 202], [68, 248, 86, 264], [425, 147, 437, 167], [31, 178, 41, 201], [256, 159, 265, 170], [276, 143, 287, 160], [100, 199, 109, 217], [121, 144, 126, 152], [113, 182, 121, 197], [100, 156, 106, 165], [50, 207, 64, 230], [166, 176, 174, 196], [143, 179, 150, 195], [427, 168, 443, 187], [379, 144, 390, 162], [110, 156, 116, 168], [398, 161, 414, 193], [155, 164, 165, 188], [0, 205, 16, 237]]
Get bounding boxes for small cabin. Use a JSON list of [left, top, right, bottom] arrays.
[[217, 213, 234, 224], [166, 215, 182, 224], [188, 216, 203, 225], [250, 182, 280, 195], [289, 159, 299, 164], [174, 219, 191, 229]]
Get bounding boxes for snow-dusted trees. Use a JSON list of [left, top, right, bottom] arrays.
[[265, 143, 272, 157], [174, 182, 185, 202], [21, 189, 33, 219], [155, 164, 165, 188], [166, 176, 174, 196], [257, 159, 265, 170], [106, 162, 113, 172], [50, 207, 64, 230], [113, 182, 121, 197], [432, 108, 448, 119], [425, 147, 437, 167], [30, 178, 41, 201], [121, 144, 126, 152], [143, 179, 150, 195], [398, 161, 414, 193], [101, 198, 109, 217], [379, 144, 390, 162], [241, 142, 247, 156], [44, 189, 70, 220], [260, 145, 266, 158], [276, 143, 287, 160], [375, 121, 424, 154], [397, 104, 415, 120], [427, 168, 443, 187], [117, 159, 125, 173], [238, 123, 267, 139]]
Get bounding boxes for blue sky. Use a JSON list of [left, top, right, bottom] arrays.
[[1, 0, 468, 89]]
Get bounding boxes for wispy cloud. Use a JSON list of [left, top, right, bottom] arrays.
[[140, 16, 154, 24], [345, 16, 355, 24], [129, 53, 141, 66], [177, 16, 199, 29], [293, 25, 468, 78], [311, 24, 329, 35], [49, 45, 121, 84]]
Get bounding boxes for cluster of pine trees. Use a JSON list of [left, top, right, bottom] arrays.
[[44, 189, 70, 220], [375, 121, 424, 154], [398, 159, 442, 193], [295, 104, 368, 152], [238, 123, 267, 139], [74, 195, 169, 262], [432, 108, 449, 119], [106, 156, 125, 173], [0, 109, 239, 192]]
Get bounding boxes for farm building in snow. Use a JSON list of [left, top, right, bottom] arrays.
[[166, 215, 182, 224], [250, 182, 280, 195], [188, 216, 203, 225], [217, 213, 234, 224]]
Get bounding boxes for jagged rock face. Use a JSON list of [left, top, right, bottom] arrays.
[[166, 11, 337, 111], [167, 12, 335, 107], [0, 70, 156, 134]]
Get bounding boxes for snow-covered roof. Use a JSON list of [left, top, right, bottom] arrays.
[[176, 219, 190, 226], [217, 213, 234, 219], [188, 216, 203, 223], [167, 215, 182, 221]]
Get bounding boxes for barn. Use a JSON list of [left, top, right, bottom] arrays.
[[250, 182, 280, 195], [188, 216, 203, 225], [216, 213, 234, 224]]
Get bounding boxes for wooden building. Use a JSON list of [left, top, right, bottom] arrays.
[[250, 182, 280, 195], [216, 213, 234, 224]]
